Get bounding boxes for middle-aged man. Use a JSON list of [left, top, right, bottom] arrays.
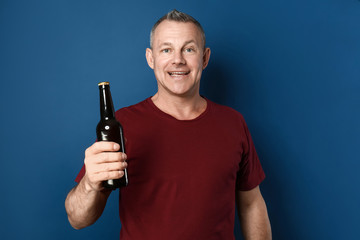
[[65, 9, 272, 240]]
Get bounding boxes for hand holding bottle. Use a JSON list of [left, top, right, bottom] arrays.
[[82, 141, 127, 192]]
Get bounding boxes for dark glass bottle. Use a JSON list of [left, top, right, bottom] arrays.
[[96, 82, 128, 189]]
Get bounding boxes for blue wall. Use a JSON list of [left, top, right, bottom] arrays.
[[1, 0, 359, 239]]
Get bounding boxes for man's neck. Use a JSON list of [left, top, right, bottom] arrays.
[[151, 92, 207, 120]]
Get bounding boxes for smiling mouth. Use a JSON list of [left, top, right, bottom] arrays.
[[168, 71, 190, 76]]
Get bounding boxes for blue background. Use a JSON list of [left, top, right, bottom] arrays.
[[1, 0, 359, 239]]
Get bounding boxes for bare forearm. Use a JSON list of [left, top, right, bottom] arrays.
[[236, 187, 272, 240], [65, 179, 110, 229], [239, 197, 272, 240]]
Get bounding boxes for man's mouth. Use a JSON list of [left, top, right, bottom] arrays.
[[168, 71, 190, 76]]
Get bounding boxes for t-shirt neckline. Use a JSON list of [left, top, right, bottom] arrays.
[[145, 96, 212, 123]]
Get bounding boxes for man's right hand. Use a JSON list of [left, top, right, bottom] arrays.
[[82, 141, 127, 192]]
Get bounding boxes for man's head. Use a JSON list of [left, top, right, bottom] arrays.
[[150, 9, 206, 50], [146, 10, 211, 98]]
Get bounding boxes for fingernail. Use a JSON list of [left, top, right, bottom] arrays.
[[114, 143, 120, 150], [122, 162, 127, 168]]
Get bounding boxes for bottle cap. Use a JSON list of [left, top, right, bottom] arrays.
[[98, 82, 110, 86]]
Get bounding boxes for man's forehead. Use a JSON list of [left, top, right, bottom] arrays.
[[159, 40, 196, 46]]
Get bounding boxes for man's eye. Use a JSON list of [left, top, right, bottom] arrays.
[[162, 49, 170, 53], [185, 48, 194, 53]]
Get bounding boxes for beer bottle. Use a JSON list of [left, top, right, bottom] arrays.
[[96, 82, 128, 189]]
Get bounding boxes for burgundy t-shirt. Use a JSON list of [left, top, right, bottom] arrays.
[[76, 97, 265, 239]]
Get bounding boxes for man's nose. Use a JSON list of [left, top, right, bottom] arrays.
[[172, 51, 186, 65]]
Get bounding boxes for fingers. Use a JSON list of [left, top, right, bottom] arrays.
[[92, 152, 127, 164], [85, 141, 120, 156], [83, 141, 128, 191], [88, 170, 125, 184], [84, 151, 127, 173], [92, 159, 128, 173]]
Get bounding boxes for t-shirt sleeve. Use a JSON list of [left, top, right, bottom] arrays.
[[75, 164, 85, 183], [236, 116, 265, 191]]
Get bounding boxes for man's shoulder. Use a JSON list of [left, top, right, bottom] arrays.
[[115, 97, 152, 120], [116, 97, 149, 112], [207, 98, 245, 121]]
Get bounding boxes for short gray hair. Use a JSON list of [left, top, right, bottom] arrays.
[[150, 9, 206, 49]]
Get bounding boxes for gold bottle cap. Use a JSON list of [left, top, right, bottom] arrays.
[[98, 82, 110, 86]]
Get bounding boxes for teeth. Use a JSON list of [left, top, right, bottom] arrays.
[[169, 72, 188, 76]]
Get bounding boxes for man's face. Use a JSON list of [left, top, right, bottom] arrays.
[[146, 20, 210, 98]]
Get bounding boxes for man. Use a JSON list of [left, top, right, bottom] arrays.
[[65, 9, 272, 240]]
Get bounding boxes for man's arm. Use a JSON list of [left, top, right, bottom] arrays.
[[65, 142, 127, 229], [65, 178, 111, 229], [236, 186, 272, 240]]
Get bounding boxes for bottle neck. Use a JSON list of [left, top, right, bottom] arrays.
[[99, 84, 115, 120]]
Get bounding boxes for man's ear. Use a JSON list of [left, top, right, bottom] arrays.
[[202, 47, 211, 70], [146, 48, 154, 69]]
